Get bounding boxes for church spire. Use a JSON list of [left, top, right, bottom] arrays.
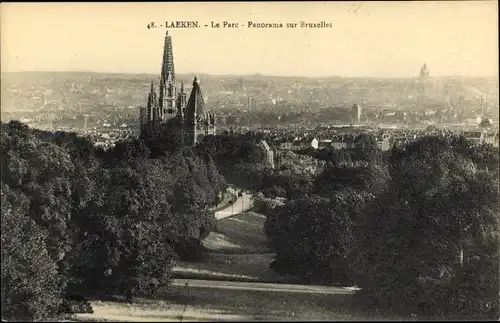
[[147, 80, 158, 123], [176, 80, 186, 118], [158, 30, 176, 119], [141, 32, 216, 142], [184, 76, 207, 146], [186, 76, 205, 120]]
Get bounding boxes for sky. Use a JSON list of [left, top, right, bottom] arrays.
[[1, 1, 498, 78]]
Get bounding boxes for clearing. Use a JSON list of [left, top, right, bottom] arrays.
[[74, 205, 379, 321], [173, 211, 302, 283]]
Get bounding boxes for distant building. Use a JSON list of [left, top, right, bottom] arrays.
[[416, 63, 434, 99], [464, 118, 480, 131], [139, 31, 216, 146], [351, 104, 362, 125], [290, 137, 318, 151], [483, 131, 499, 147], [424, 110, 438, 117], [420, 63, 430, 78], [331, 141, 348, 150], [311, 138, 319, 149], [279, 142, 293, 150], [318, 139, 332, 149], [260, 140, 275, 169], [376, 136, 392, 151]]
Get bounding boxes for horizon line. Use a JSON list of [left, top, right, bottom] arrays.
[[3, 70, 498, 80]]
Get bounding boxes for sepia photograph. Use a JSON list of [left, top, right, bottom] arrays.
[[1, 1, 499, 321]]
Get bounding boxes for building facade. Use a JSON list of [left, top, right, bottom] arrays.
[[351, 103, 362, 125], [139, 31, 216, 146], [260, 140, 275, 169]]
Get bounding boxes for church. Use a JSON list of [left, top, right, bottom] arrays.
[[139, 31, 216, 146]]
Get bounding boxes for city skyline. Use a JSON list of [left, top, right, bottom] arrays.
[[1, 1, 498, 78]]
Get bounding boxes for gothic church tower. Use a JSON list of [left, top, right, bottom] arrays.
[[139, 31, 216, 146], [158, 31, 177, 121]]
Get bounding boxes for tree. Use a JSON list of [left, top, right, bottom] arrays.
[[84, 161, 178, 301], [314, 163, 389, 197], [1, 121, 227, 307], [354, 136, 499, 319], [268, 191, 369, 285], [1, 184, 64, 321], [1, 125, 77, 278], [352, 133, 379, 161]]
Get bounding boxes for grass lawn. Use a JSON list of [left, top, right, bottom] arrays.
[[173, 211, 305, 283], [172, 253, 297, 283], [203, 211, 271, 254], [73, 209, 406, 321], [74, 283, 391, 322]]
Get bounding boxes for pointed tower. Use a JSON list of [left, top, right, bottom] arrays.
[[184, 76, 206, 146], [158, 30, 176, 121], [176, 81, 187, 119], [147, 80, 159, 124]]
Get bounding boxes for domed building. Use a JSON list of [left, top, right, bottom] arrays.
[[415, 63, 434, 100], [420, 63, 430, 78]]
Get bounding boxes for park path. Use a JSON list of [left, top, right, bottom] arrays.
[[214, 190, 253, 220], [171, 278, 357, 295]]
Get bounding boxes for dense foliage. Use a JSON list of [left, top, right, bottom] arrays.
[[264, 157, 388, 285], [266, 191, 371, 285], [1, 184, 64, 321], [198, 133, 266, 191], [2, 118, 498, 320], [301, 133, 381, 165], [263, 134, 499, 319], [353, 136, 499, 319], [1, 120, 225, 320]]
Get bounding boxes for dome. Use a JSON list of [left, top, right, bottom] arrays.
[[420, 64, 430, 77]]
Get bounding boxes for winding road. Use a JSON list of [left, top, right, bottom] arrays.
[[171, 278, 358, 295], [215, 190, 253, 220]]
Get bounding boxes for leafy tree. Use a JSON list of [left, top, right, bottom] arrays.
[[1, 125, 75, 271], [268, 191, 369, 285], [314, 163, 389, 197], [140, 117, 184, 156], [262, 185, 287, 198], [1, 184, 64, 321], [1, 120, 226, 308], [82, 161, 178, 301], [352, 133, 379, 161], [197, 134, 265, 190], [354, 136, 499, 319]]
